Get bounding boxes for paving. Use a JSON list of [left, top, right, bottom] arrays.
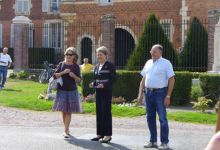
[[0, 106, 215, 150]]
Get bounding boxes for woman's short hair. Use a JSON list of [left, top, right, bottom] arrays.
[[64, 47, 78, 63], [96, 46, 108, 56]]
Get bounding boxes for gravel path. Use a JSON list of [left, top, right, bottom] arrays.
[[0, 106, 216, 150]]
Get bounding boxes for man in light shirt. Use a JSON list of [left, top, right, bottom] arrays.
[[81, 58, 94, 73], [138, 44, 175, 150], [0, 47, 12, 90]]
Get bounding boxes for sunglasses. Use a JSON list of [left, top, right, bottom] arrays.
[[65, 53, 73, 56]]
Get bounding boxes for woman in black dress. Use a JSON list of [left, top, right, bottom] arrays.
[[89, 46, 116, 143]]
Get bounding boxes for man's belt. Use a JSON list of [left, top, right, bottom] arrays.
[[147, 87, 166, 92]]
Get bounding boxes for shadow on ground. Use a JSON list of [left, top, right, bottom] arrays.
[[1, 89, 22, 92], [65, 136, 133, 150]]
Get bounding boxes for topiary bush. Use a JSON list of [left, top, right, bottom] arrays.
[[126, 13, 178, 70], [179, 17, 208, 72]]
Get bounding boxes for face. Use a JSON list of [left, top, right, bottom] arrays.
[[65, 51, 74, 62], [96, 52, 106, 63], [83, 58, 89, 64], [150, 46, 162, 60], [3, 48, 8, 54]]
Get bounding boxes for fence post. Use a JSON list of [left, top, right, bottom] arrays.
[[101, 14, 116, 64], [12, 16, 31, 71]]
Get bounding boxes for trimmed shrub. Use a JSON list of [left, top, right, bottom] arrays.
[[82, 71, 193, 105], [29, 48, 55, 68], [179, 17, 208, 72], [126, 13, 178, 70], [82, 71, 142, 102], [81, 72, 95, 98], [171, 72, 193, 105], [200, 74, 220, 107], [113, 71, 141, 101]]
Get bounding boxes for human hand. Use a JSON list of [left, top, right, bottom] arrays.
[[69, 72, 75, 78], [164, 96, 171, 107], [63, 69, 71, 74], [89, 82, 94, 88], [97, 83, 104, 88]]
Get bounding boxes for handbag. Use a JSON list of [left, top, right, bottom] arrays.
[[48, 62, 64, 90]]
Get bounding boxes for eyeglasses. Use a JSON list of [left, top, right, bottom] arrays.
[[65, 53, 73, 56]]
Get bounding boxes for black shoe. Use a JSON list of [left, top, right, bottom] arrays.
[[91, 136, 104, 141], [99, 137, 112, 143]]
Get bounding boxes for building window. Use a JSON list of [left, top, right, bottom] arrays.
[[10, 24, 14, 48], [42, 0, 49, 12], [0, 24, 2, 48], [160, 19, 173, 42], [11, 23, 33, 48], [16, 0, 30, 14], [42, 0, 60, 12], [51, 0, 60, 12], [99, 0, 112, 5], [42, 22, 63, 49]]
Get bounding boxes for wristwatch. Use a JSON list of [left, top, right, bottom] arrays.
[[166, 95, 171, 99]]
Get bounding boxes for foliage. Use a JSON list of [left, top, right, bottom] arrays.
[[193, 97, 212, 113], [179, 17, 208, 72], [126, 13, 178, 70]]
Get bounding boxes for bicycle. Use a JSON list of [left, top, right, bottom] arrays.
[[38, 61, 55, 83]]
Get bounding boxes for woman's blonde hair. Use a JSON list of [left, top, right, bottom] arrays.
[[64, 47, 78, 63]]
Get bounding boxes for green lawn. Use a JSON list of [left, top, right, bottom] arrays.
[[0, 79, 217, 125]]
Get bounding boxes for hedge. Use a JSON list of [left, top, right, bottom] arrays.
[[82, 71, 193, 105], [200, 73, 220, 106], [171, 72, 193, 105]]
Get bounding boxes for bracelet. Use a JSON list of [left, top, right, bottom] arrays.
[[166, 95, 171, 99]]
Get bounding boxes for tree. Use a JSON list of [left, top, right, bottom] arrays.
[[179, 17, 208, 72], [126, 13, 178, 70]]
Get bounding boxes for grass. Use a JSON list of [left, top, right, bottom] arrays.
[[0, 79, 217, 125]]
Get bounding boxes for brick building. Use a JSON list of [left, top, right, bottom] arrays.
[[0, 0, 220, 68]]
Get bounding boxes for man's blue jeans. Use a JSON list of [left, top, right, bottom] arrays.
[[145, 87, 169, 144], [0, 66, 8, 88]]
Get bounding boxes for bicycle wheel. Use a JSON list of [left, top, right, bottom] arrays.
[[38, 70, 49, 83]]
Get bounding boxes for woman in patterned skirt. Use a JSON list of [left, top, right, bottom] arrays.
[[52, 47, 82, 138]]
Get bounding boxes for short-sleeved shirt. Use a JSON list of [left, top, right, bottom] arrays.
[[80, 63, 93, 73], [140, 57, 175, 88], [55, 62, 81, 91], [0, 53, 12, 66]]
